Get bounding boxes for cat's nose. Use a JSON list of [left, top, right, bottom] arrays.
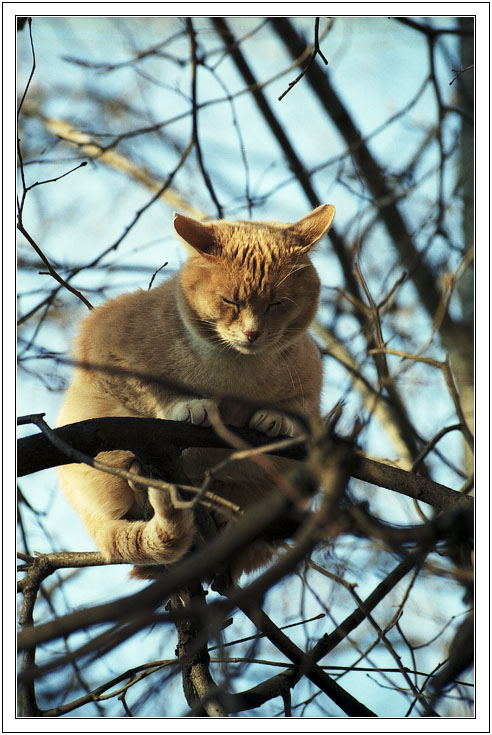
[[243, 329, 260, 343]]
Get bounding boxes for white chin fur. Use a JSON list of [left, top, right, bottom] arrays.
[[232, 342, 263, 355]]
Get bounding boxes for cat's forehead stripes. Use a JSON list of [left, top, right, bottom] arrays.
[[212, 222, 295, 293], [214, 223, 284, 257]]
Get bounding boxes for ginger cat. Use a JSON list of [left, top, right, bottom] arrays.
[[57, 204, 335, 578]]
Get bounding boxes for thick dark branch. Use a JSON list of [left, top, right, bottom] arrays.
[[17, 416, 306, 477], [17, 416, 473, 513], [394, 17, 473, 36], [349, 454, 472, 513], [234, 595, 376, 716], [269, 18, 463, 347], [169, 583, 229, 717]]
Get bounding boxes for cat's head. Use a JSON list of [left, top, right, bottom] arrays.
[[174, 205, 335, 356]]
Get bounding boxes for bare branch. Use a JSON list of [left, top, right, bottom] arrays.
[[278, 18, 330, 101], [187, 18, 223, 218], [450, 64, 474, 85], [17, 222, 94, 310]]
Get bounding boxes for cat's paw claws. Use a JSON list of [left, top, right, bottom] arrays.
[[249, 409, 297, 437], [169, 399, 218, 427]]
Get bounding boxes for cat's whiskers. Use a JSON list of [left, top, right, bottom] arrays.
[[275, 263, 310, 289], [277, 346, 305, 406], [282, 326, 306, 336], [212, 332, 241, 356]]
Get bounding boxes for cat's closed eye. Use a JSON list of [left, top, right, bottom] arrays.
[[223, 296, 283, 312], [222, 297, 239, 308]]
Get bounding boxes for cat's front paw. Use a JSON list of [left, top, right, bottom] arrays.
[[249, 409, 297, 438], [169, 398, 218, 427]]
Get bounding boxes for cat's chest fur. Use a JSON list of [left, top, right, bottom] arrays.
[[81, 276, 305, 410]]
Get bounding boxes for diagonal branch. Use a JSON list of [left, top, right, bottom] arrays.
[[224, 543, 432, 714], [218, 458, 377, 717], [17, 222, 94, 311], [269, 17, 463, 346]]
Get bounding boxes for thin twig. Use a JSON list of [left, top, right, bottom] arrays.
[[368, 348, 474, 449], [24, 161, 88, 193], [411, 424, 462, 473], [187, 18, 223, 217], [17, 222, 94, 310], [346, 586, 438, 716], [17, 135, 194, 326], [17, 18, 35, 116], [278, 18, 329, 101], [148, 261, 168, 290], [449, 64, 474, 85]]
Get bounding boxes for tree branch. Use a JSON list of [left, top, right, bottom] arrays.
[[186, 18, 223, 218], [223, 543, 432, 713], [278, 17, 329, 101], [169, 582, 229, 716], [269, 18, 464, 345], [17, 415, 473, 513]]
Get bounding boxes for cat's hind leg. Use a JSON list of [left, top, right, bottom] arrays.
[[58, 452, 195, 567], [92, 503, 195, 566]]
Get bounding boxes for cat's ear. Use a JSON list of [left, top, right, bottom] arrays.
[[288, 204, 335, 252], [173, 213, 216, 257]]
